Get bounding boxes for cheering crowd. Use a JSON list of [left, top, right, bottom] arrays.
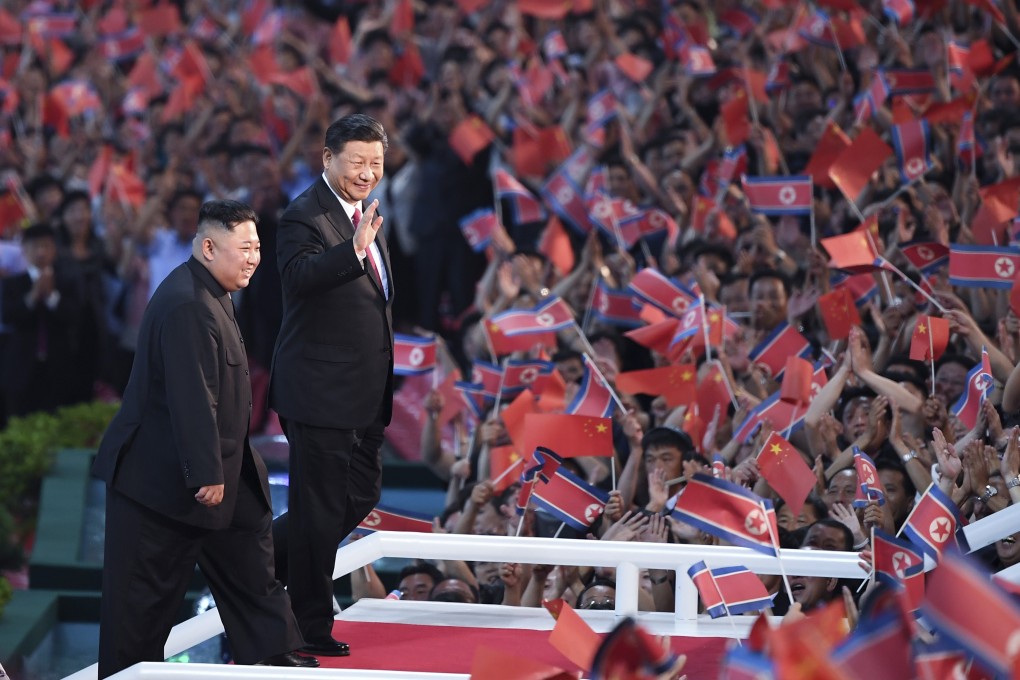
[[4, 0, 1020, 675]]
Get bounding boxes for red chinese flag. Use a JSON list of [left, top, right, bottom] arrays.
[[137, 2, 182, 37], [538, 216, 575, 276], [108, 164, 147, 208], [329, 16, 352, 65], [780, 357, 812, 406], [971, 197, 1015, 246], [817, 288, 860, 340], [548, 602, 601, 671], [697, 362, 734, 421], [721, 90, 750, 146], [829, 127, 893, 204], [623, 318, 678, 356], [449, 115, 494, 166], [435, 370, 464, 427], [521, 413, 613, 458], [389, 40, 425, 87], [513, 126, 571, 178], [469, 645, 575, 680], [489, 445, 523, 493], [909, 315, 950, 362], [615, 365, 696, 408], [804, 121, 851, 190], [756, 432, 816, 516], [614, 52, 653, 83], [501, 390, 541, 454], [821, 231, 878, 272]]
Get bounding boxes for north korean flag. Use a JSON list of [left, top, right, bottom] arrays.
[[671, 473, 779, 555], [741, 175, 813, 215], [831, 271, 879, 307], [871, 528, 924, 593], [502, 359, 555, 396], [494, 168, 547, 225], [393, 333, 437, 376], [921, 550, 1020, 677], [591, 280, 642, 328], [541, 171, 592, 235], [891, 120, 934, 183], [882, 0, 915, 24], [470, 360, 503, 398], [765, 60, 791, 94], [958, 110, 982, 167], [719, 646, 776, 679], [747, 321, 812, 380], [454, 381, 489, 419], [628, 268, 697, 317], [687, 561, 774, 618], [948, 244, 1020, 288], [26, 12, 77, 38], [585, 89, 618, 136], [852, 447, 885, 507], [681, 44, 716, 76], [901, 482, 967, 561], [947, 41, 976, 92], [532, 466, 609, 530], [543, 29, 568, 60], [733, 363, 828, 442], [912, 638, 972, 680], [356, 504, 433, 534], [832, 610, 914, 680], [900, 241, 949, 275], [618, 208, 678, 248], [717, 146, 748, 190], [459, 208, 499, 252], [490, 296, 575, 336], [855, 73, 891, 121], [100, 28, 146, 62], [796, 9, 837, 48], [881, 67, 936, 95], [481, 317, 556, 356], [589, 194, 640, 240], [950, 347, 994, 429], [565, 365, 616, 418]]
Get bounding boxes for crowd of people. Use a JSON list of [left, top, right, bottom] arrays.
[[4, 0, 1020, 675]]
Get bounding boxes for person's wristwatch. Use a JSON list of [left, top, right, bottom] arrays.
[[978, 485, 999, 502], [1006, 475, 1020, 490], [902, 450, 918, 464]]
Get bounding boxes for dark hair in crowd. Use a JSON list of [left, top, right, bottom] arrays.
[[325, 114, 388, 154]]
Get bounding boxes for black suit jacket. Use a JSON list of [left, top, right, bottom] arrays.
[[269, 176, 394, 429], [93, 258, 272, 530], [0, 270, 80, 395]]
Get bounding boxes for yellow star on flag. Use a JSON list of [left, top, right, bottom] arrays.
[[770, 443, 783, 455], [917, 323, 927, 334]]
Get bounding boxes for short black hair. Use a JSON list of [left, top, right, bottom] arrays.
[[802, 518, 853, 551], [429, 577, 479, 603], [168, 189, 203, 213], [874, 456, 917, 500], [748, 268, 791, 298], [198, 200, 258, 232], [21, 222, 57, 244], [324, 113, 388, 154], [58, 190, 90, 216], [576, 576, 616, 610], [25, 174, 62, 201], [398, 562, 444, 586], [641, 426, 695, 456]]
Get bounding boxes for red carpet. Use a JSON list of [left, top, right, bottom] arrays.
[[318, 621, 728, 675]]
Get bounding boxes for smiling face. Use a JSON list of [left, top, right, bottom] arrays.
[[323, 139, 385, 204], [204, 220, 260, 292]]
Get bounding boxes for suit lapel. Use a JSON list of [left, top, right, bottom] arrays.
[[315, 177, 353, 242]]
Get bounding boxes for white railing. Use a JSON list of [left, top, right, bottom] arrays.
[[65, 502, 1020, 680]]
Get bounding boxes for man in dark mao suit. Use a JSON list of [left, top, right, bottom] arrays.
[[270, 114, 393, 656], [92, 200, 314, 677]]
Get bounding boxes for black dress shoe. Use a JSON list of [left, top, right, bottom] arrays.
[[301, 637, 351, 656], [257, 651, 320, 667]]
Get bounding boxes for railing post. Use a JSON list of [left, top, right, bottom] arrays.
[[675, 561, 698, 622], [616, 561, 639, 617]]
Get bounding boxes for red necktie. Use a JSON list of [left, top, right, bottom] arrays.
[[353, 207, 384, 294]]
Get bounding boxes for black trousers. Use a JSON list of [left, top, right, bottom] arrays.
[[98, 473, 304, 678], [272, 417, 383, 641]]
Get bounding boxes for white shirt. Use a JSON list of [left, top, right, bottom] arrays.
[[321, 172, 389, 297]]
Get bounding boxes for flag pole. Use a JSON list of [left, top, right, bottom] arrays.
[[876, 258, 948, 313], [552, 522, 566, 539], [699, 295, 713, 363], [610, 455, 617, 491], [856, 524, 876, 594], [808, 174, 817, 248], [482, 319, 499, 364], [573, 320, 599, 358], [761, 501, 795, 605], [824, 13, 848, 73], [582, 352, 629, 414], [580, 270, 601, 335], [784, 405, 799, 440], [929, 322, 937, 397], [491, 456, 525, 488], [705, 566, 744, 645], [492, 356, 509, 416]]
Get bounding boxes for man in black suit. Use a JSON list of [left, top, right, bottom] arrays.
[[0, 223, 79, 417], [92, 200, 315, 677], [270, 114, 393, 656]]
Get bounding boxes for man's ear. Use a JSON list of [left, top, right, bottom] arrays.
[[825, 576, 839, 594], [200, 236, 215, 261]]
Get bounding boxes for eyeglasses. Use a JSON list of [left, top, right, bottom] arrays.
[[581, 597, 615, 610]]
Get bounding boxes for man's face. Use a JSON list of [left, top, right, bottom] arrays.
[[206, 221, 260, 292], [788, 81, 822, 116], [22, 237, 56, 269], [788, 572, 837, 610], [556, 358, 584, 385], [996, 533, 1020, 567], [398, 573, 435, 601], [802, 523, 848, 552], [644, 444, 683, 480], [750, 277, 787, 332], [720, 278, 749, 315], [171, 196, 201, 241], [841, 397, 872, 440], [824, 469, 857, 511], [474, 562, 502, 586], [878, 469, 912, 527], [323, 140, 385, 204], [991, 76, 1020, 110], [430, 578, 477, 603], [934, 362, 967, 406]]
